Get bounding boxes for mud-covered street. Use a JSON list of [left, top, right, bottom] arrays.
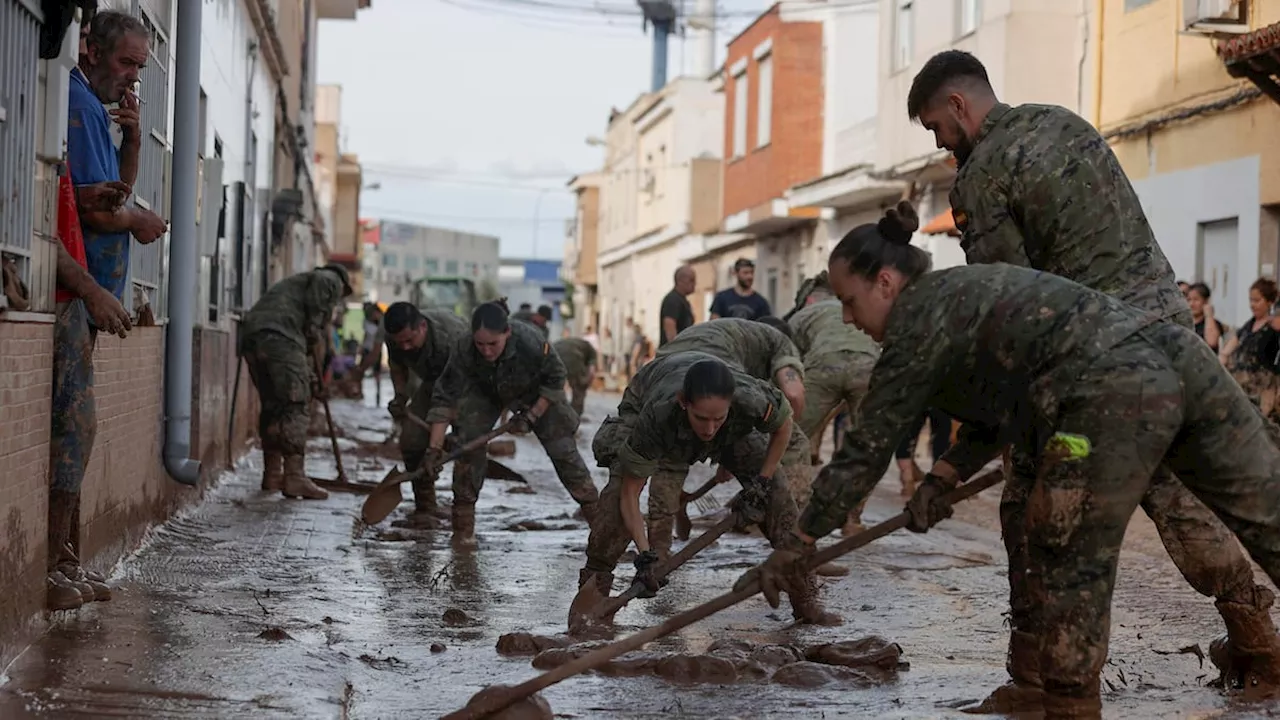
[[0, 383, 1274, 719]]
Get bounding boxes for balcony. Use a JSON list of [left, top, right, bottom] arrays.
[[317, 0, 371, 20]]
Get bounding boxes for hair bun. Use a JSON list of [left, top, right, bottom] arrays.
[[878, 200, 920, 245], [494, 297, 511, 314]]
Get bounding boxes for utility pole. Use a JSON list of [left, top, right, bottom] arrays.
[[638, 0, 677, 92]]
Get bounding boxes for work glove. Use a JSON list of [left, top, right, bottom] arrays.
[[905, 473, 956, 533], [733, 547, 813, 609], [729, 475, 772, 529], [509, 409, 538, 436], [387, 396, 407, 420], [631, 549, 667, 599]]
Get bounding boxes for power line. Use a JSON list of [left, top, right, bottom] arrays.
[[364, 206, 571, 224]]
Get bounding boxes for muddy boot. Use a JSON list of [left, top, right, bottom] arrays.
[[392, 477, 444, 529], [789, 572, 840, 625], [1212, 585, 1280, 697], [451, 504, 478, 548], [1042, 692, 1100, 719], [281, 455, 329, 500], [56, 545, 110, 602], [961, 629, 1045, 714], [261, 451, 284, 492], [568, 569, 615, 633], [46, 571, 84, 611]]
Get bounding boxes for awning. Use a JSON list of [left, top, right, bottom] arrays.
[[921, 209, 959, 237], [1217, 21, 1280, 106]]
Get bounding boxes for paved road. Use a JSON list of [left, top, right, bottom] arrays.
[[0, 383, 1273, 718]]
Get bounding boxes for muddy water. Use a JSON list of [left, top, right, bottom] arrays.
[[0, 381, 1276, 717]]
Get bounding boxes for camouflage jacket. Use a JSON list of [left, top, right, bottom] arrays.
[[426, 320, 567, 422], [239, 269, 345, 352], [612, 351, 792, 478], [800, 264, 1164, 537], [655, 318, 804, 382], [385, 309, 470, 400], [554, 337, 598, 381], [788, 299, 879, 363], [511, 310, 550, 339], [951, 103, 1187, 323]]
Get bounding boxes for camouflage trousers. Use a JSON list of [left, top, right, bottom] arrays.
[[586, 417, 804, 573], [567, 377, 590, 416], [795, 352, 876, 522], [451, 391, 598, 508], [50, 300, 97, 493], [1007, 325, 1280, 701], [399, 380, 456, 511], [242, 331, 313, 457]]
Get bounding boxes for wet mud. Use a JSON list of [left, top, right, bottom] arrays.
[[0, 382, 1277, 717]]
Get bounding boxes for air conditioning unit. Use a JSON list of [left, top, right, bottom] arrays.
[[1183, 0, 1248, 34]]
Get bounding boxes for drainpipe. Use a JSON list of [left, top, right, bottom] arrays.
[[163, 0, 203, 485]]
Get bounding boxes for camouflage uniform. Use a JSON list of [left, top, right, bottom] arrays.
[[584, 351, 817, 618], [803, 264, 1280, 708], [553, 337, 597, 415], [427, 321, 599, 533], [646, 319, 811, 558], [512, 309, 550, 339], [385, 309, 470, 517], [950, 101, 1277, 706], [240, 269, 346, 493]]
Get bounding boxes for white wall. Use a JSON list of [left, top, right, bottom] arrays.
[[822, 5, 880, 174], [200, 0, 277, 192], [1132, 156, 1261, 328]]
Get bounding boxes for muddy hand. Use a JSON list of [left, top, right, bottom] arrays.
[[904, 473, 955, 533], [74, 181, 131, 213], [423, 447, 446, 480], [728, 476, 771, 529], [631, 550, 667, 599], [733, 549, 807, 609], [509, 409, 536, 435]]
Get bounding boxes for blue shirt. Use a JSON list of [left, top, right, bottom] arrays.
[[67, 68, 130, 302]]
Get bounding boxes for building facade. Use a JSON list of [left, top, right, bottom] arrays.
[[563, 172, 602, 334], [1098, 0, 1280, 327], [315, 84, 364, 298], [499, 258, 566, 338], [371, 220, 500, 304]]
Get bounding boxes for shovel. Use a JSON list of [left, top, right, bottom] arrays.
[[570, 514, 737, 632], [443, 467, 1005, 720], [402, 413, 529, 485], [313, 356, 349, 483], [361, 420, 519, 525], [674, 472, 730, 541]]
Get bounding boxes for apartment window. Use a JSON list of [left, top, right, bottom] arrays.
[[465, 262, 478, 277], [894, 0, 913, 71], [1124, 0, 1156, 9], [756, 54, 773, 148], [405, 255, 421, 272], [383, 252, 398, 267], [766, 268, 779, 309], [425, 258, 439, 274], [957, 0, 981, 36], [445, 260, 459, 274], [732, 70, 748, 158]]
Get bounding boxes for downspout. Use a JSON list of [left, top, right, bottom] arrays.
[[164, 0, 203, 485]]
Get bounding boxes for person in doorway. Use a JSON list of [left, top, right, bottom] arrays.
[[554, 336, 598, 416], [710, 258, 772, 320], [576, 353, 832, 628], [1220, 278, 1280, 423], [1187, 282, 1225, 352], [660, 265, 697, 346], [742, 204, 1280, 717], [425, 302, 600, 546], [381, 301, 471, 529], [239, 265, 352, 501], [908, 49, 1280, 710]]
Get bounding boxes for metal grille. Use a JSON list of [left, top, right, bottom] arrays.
[[128, 8, 170, 318], [0, 0, 41, 305]]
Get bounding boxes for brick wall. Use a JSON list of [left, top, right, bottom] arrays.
[[0, 319, 54, 665], [722, 13, 824, 219], [192, 324, 259, 474]]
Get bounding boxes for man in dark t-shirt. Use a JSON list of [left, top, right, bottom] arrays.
[[709, 257, 771, 320], [659, 264, 696, 347]]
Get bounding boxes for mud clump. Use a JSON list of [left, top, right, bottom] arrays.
[[505, 519, 577, 532], [496, 632, 572, 656], [654, 654, 738, 684], [442, 608, 470, 626], [804, 636, 905, 673], [771, 661, 870, 688], [256, 627, 294, 642], [465, 684, 552, 720], [749, 644, 805, 667], [597, 652, 665, 677], [530, 641, 609, 670], [488, 440, 517, 457], [431, 643, 447, 653], [505, 486, 537, 495]]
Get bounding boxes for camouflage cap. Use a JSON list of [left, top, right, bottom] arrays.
[[321, 263, 354, 297]]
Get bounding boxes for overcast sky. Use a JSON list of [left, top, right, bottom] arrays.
[[316, 0, 753, 261]]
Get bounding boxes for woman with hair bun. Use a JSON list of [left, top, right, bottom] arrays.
[[735, 201, 1280, 718]]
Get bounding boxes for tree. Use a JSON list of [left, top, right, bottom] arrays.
[[560, 280, 576, 319]]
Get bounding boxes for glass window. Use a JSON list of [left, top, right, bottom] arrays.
[[445, 260, 459, 274], [958, 0, 981, 36], [895, 0, 913, 70], [425, 258, 439, 274], [732, 71, 747, 158], [382, 253, 398, 268], [757, 54, 773, 148]]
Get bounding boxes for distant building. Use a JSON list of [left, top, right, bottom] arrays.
[[369, 220, 500, 303], [500, 259, 566, 338]]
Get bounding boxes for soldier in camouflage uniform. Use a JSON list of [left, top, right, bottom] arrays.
[[382, 301, 470, 529], [645, 318, 812, 561], [239, 264, 352, 500], [784, 272, 879, 533], [553, 337, 597, 415], [906, 49, 1280, 710], [426, 302, 599, 545], [579, 352, 830, 624], [512, 304, 552, 339], [743, 206, 1280, 717]]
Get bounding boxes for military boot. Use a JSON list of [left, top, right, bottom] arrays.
[[282, 455, 329, 500], [788, 572, 839, 625], [261, 451, 284, 492], [1212, 585, 1280, 697], [47, 489, 93, 608], [961, 629, 1045, 714], [1042, 692, 1101, 719], [392, 476, 444, 529], [56, 544, 110, 602], [451, 504, 478, 548], [47, 571, 84, 611]]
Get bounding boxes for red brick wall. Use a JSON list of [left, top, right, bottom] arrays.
[[0, 319, 54, 665], [722, 14, 824, 220]]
